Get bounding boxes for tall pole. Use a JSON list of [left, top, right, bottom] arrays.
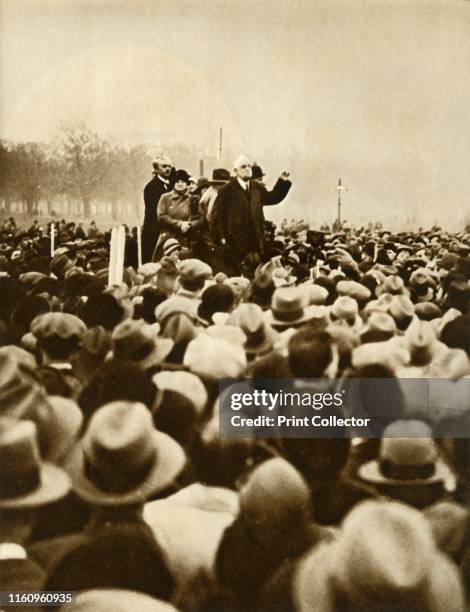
[[219, 127, 223, 160], [337, 178, 342, 225]]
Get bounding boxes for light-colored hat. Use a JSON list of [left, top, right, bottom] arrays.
[[183, 335, 247, 379], [68, 401, 186, 506], [31, 312, 86, 340], [352, 339, 410, 371], [0, 417, 70, 509], [70, 589, 178, 612], [240, 458, 311, 550], [359, 420, 455, 489], [155, 295, 199, 325], [336, 280, 371, 302], [227, 303, 278, 356], [361, 312, 397, 336], [376, 275, 409, 297], [204, 324, 247, 346], [389, 295, 415, 321], [152, 370, 208, 415], [178, 259, 212, 284], [111, 319, 173, 369], [265, 287, 319, 330], [334, 500, 464, 610], [162, 238, 181, 257]]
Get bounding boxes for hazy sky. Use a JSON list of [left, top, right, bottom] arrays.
[[1, 0, 470, 227]]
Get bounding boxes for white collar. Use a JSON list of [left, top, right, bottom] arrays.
[[158, 175, 170, 185], [237, 177, 250, 191], [0, 543, 27, 561]]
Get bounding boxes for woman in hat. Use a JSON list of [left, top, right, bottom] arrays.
[[153, 170, 203, 261]]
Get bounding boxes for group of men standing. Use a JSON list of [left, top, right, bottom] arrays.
[[142, 155, 292, 274]]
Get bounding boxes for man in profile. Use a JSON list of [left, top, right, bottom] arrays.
[[210, 155, 291, 275], [142, 155, 173, 263]]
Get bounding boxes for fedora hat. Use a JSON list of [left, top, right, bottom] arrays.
[[359, 420, 455, 488], [68, 401, 186, 506], [330, 296, 361, 330], [227, 303, 278, 356], [209, 168, 231, 184], [152, 370, 208, 415], [183, 334, 247, 379], [389, 295, 415, 322], [111, 319, 173, 369], [360, 311, 397, 339], [0, 417, 70, 509], [334, 500, 464, 610], [266, 287, 319, 330], [376, 275, 409, 297]]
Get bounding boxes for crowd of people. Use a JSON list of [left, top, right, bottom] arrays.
[[0, 155, 469, 611]]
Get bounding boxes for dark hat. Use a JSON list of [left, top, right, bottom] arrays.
[[210, 168, 231, 184], [456, 256, 470, 279], [445, 281, 470, 312], [0, 417, 70, 509], [78, 293, 127, 331], [173, 169, 191, 184], [249, 272, 275, 310], [10, 295, 51, 337], [251, 164, 265, 180], [440, 314, 470, 357], [50, 253, 73, 278], [68, 401, 186, 505], [197, 283, 235, 324]]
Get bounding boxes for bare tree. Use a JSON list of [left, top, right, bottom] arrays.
[[58, 121, 108, 218]]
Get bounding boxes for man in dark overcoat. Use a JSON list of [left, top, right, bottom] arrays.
[[210, 155, 291, 275], [142, 155, 173, 263]]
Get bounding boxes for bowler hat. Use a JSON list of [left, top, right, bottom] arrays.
[[68, 401, 186, 505], [251, 164, 265, 180]]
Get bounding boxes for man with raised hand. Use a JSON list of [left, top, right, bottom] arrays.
[[210, 155, 291, 275]]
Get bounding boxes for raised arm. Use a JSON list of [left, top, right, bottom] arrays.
[[261, 172, 292, 206]]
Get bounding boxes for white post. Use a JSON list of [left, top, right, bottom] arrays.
[[108, 227, 118, 287], [115, 225, 126, 285], [137, 224, 142, 270], [50, 223, 55, 257]]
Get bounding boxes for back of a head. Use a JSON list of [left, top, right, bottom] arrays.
[[240, 458, 312, 550], [45, 522, 175, 601], [282, 437, 351, 482], [288, 329, 333, 378], [79, 361, 156, 426]]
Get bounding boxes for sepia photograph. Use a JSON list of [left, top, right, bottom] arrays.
[[0, 0, 469, 610]]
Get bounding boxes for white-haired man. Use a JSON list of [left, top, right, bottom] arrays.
[[142, 155, 174, 263], [210, 156, 291, 274]]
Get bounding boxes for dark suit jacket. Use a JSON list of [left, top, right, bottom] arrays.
[[0, 557, 45, 612], [210, 178, 291, 257], [142, 175, 172, 262]]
